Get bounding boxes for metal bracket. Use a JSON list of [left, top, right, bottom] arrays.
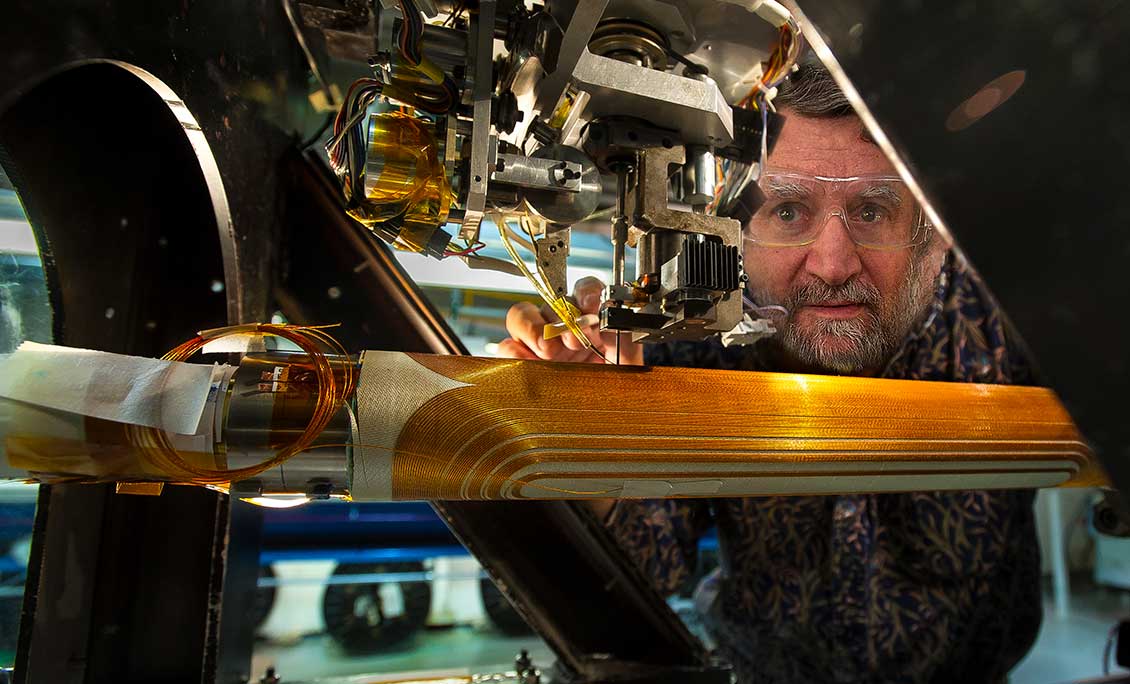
[[570, 49, 734, 147], [493, 153, 584, 192], [534, 226, 571, 298], [629, 145, 745, 339], [460, 0, 497, 241], [630, 145, 739, 244]]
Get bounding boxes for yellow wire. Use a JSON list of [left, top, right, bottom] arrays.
[[494, 212, 596, 354]]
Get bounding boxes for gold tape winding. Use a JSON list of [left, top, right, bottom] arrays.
[[383, 355, 1104, 500]]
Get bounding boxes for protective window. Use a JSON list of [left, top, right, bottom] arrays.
[[0, 155, 49, 664]]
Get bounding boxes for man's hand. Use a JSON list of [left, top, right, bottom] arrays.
[[497, 276, 644, 365]]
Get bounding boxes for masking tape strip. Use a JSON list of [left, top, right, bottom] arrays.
[[171, 364, 237, 455], [0, 341, 217, 435], [351, 351, 471, 501]]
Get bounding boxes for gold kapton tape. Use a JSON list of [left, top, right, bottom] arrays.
[[352, 353, 1105, 501]]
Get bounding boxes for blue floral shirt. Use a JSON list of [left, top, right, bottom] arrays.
[[605, 252, 1041, 684]]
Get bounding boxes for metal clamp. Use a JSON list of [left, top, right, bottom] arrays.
[[493, 153, 584, 192]]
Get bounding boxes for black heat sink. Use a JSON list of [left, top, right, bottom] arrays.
[[676, 238, 739, 292]]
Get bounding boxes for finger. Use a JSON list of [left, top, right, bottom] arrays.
[[575, 318, 614, 356], [560, 323, 600, 352], [506, 301, 565, 360], [562, 347, 595, 363], [496, 338, 539, 360], [500, 337, 598, 364], [596, 329, 644, 365], [560, 329, 584, 352], [539, 301, 559, 323], [572, 276, 606, 314], [537, 302, 596, 353]]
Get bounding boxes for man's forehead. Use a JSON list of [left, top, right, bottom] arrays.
[[767, 112, 896, 177]]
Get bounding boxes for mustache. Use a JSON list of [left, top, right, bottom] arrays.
[[787, 278, 881, 309]]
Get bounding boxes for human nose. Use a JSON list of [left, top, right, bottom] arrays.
[[802, 210, 863, 286]]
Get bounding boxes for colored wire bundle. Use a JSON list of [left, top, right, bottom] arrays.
[[326, 78, 385, 205], [392, 0, 460, 112], [709, 15, 803, 216], [397, 0, 426, 66], [325, 0, 460, 206], [443, 240, 486, 257], [127, 324, 356, 486], [737, 21, 803, 110]]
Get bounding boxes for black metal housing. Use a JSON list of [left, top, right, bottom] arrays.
[[795, 0, 1130, 494], [0, 62, 237, 682]]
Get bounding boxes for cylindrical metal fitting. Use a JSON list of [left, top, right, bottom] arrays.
[[223, 353, 353, 497], [684, 145, 716, 207]]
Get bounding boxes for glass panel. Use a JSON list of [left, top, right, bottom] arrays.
[[250, 501, 553, 681], [0, 156, 49, 665], [1010, 489, 1127, 683], [248, 221, 636, 680], [394, 220, 633, 357]]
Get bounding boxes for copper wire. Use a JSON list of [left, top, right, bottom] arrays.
[[127, 324, 356, 485]]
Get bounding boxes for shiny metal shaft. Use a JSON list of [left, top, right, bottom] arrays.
[[611, 164, 631, 288]]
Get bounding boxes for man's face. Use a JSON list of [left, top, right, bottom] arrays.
[[743, 111, 943, 374]]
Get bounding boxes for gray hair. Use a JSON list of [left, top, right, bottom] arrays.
[[771, 60, 854, 118], [724, 60, 854, 224]]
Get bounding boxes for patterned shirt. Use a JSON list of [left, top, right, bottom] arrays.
[[605, 252, 1041, 684]]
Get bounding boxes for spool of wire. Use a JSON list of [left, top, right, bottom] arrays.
[[127, 324, 355, 485]]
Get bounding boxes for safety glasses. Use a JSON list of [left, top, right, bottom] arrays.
[[745, 170, 931, 250]]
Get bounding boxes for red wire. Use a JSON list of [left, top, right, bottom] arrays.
[[444, 241, 486, 257]]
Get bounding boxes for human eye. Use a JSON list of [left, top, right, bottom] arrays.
[[854, 203, 887, 224], [771, 201, 808, 225]]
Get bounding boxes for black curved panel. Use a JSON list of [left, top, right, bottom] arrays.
[[0, 63, 235, 682], [0, 0, 320, 323], [0, 3, 329, 681], [0, 63, 229, 355], [797, 0, 1130, 493]]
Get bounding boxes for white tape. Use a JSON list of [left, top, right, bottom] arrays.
[[0, 342, 218, 435], [171, 364, 237, 454], [351, 351, 470, 501], [200, 334, 259, 355]]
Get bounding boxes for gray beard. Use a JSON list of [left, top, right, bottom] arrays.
[[756, 255, 936, 375], [782, 309, 889, 374]]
